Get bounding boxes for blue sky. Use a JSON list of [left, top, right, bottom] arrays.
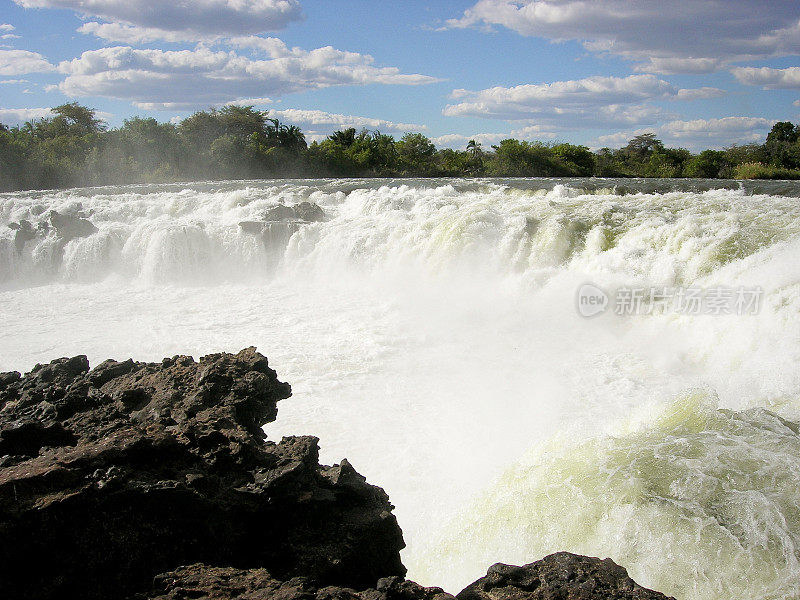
[[1, 0, 800, 150]]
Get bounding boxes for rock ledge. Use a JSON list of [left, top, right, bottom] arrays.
[[0, 349, 675, 600], [0, 348, 404, 600]]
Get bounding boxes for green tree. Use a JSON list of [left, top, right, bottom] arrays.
[[685, 150, 726, 178], [622, 133, 664, 158], [328, 128, 357, 148], [397, 133, 437, 175], [552, 143, 595, 176], [764, 121, 800, 169], [489, 139, 557, 176], [32, 103, 106, 139]]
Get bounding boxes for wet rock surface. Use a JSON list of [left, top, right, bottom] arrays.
[[137, 564, 455, 600], [48, 209, 98, 241], [293, 201, 326, 223], [261, 201, 325, 223], [7, 208, 97, 257], [239, 203, 324, 249], [0, 348, 405, 600], [457, 553, 675, 600], [0, 349, 675, 600]]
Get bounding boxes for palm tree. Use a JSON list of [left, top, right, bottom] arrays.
[[278, 125, 307, 153], [329, 128, 357, 148], [466, 139, 484, 174]]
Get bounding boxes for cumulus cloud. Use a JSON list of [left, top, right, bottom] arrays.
[[55, 44, 439, 109], [0, 24, 14, 31], [161, 106, 428, 142], [0, 49, 55, 75], [14, 0, 302, 39], [632, 58, 724, 75], [731, 66, 800, 90], [674, 87, 728, 101], [443, 75, 710, 128], [431, 125, 561, 149], [224, 97, 274, 107], [446, 1, 800, 73], [431, 132, 509, 149], [265, 108, 425, 135], [592, 117, 776, 150], [77, 22, 215, 44], [0, 107, 53, 125]]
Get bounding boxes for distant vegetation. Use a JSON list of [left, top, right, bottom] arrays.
[[2, 103, 800, 191]]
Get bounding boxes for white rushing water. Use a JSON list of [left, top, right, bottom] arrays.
[[2, 178, 800, 599]]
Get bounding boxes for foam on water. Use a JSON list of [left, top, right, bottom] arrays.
[[412, 392, 800, 600], [1, 178, 800, 598]]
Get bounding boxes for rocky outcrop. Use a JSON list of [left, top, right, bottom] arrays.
[[457, 553, 675, 600], [8, 219, 38, 253], [239, 203, 324, 250], [135, 552, 676, 600], [293, 202, 325, 223], [0, 348, 405, 600], [7, 208, 97, 255], [0, 349, 675, 600], [49, 209, 98, 241], [263, 202, 325, 223], [138, 564, 454, 600]]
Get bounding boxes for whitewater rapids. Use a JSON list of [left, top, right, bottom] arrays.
[[2, 177, 800, 599]]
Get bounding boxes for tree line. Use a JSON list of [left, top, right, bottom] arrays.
[[2, 103, 799, 191]]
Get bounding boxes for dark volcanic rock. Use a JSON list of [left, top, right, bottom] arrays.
[[262, 202, 325, 223], [0, 348, 405, 600], [140, 552, 675, 600], [8, 219, 37, 253], [48, 209, 98, 241], [294, 202, 325, 223], [0, 348, 677, 600], [456, 553, 675, 600], [264, 204, 300, 221], [139, 564, 454, 600]]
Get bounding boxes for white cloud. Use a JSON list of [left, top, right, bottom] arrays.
[[0, 78, 27, 84], [447, 1, 800, 73], [431, 132, 509, 149], [432, 125, 560, 150], [632, 58, 724, 75], [0, 24, 19, 39], [0, 107, 52, 125], [443, 74, 706, 128], [674, 87, 728, 101], [262, 108, 426, 141], [509, 124, 557, 139], [14, 0, 302, 38], [592, 117, 776, 150], [0, 49, 55, 75], [55, 44, 439, 109], [224, 97, 274, 107], [77, 22, 215, 44], [731, 66, 800, 90]]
